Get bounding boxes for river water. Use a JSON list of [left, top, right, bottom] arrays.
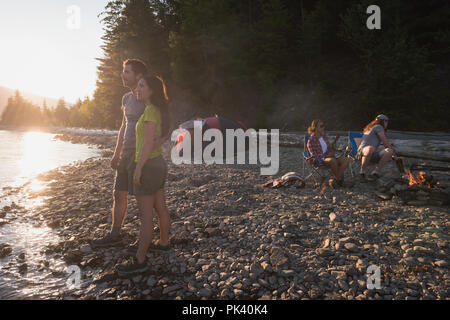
[[0, 129, 102, 299]]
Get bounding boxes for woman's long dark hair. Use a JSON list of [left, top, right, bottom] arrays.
[[142, 74, 171, 137]]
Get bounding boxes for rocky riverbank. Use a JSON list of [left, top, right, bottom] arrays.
[[53, 131, 117, 151], [2, 134, 448, 300], [1, 130, 449, 300]]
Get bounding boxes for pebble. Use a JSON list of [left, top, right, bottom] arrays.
[[317, 248, 332, 256], [234, 289, 244, 296], [146, 277, 157, 287], [344, 243, 358, 253], [258, 279, 270, 287], [279, 270, 295, 277], [18, 263, 28, 274], [329, 213, 337, 222], [199, 288, 213, 298], [261, 261, 271, 271], [404, 257, 418, 267], [309, 287, 323, 299], [163, 285, 181, 295], [270, 247, 289, 267], [0, 245, 12, 259], [338, 279, 349, 291], [434, 260, 447, 267], [80, 245, 92, 254], [331, 271, 346, 279]]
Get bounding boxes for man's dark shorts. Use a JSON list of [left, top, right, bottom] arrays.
[[114, 150, 135, 192]]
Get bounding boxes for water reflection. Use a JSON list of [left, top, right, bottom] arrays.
[[18, 132, 56, 178], [0, 130, 101, 190], [26, 180, 47, 194], [0, 180, 65, 299]]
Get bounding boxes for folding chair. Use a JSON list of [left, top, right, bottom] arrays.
[[346, 131, 364, 177], [302, 135, 330, 185]]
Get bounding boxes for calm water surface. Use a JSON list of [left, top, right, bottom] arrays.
[[0, 129, 102, 299]]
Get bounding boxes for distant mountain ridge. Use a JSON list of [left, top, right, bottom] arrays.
[[0, 86, 61, 114]]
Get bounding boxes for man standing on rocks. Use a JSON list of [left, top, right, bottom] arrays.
[[91, 59, 166, 248]]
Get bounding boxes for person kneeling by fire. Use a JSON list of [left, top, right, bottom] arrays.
[[357, 114, 400, 180]]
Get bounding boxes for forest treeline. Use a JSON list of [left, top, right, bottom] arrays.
[[0, 91, 91, 128], [2, 0, 449, 131]]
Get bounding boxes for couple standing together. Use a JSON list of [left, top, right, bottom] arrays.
[[91, 59, 172, 276]]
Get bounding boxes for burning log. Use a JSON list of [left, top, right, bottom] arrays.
[[377, 169, 449, 206], [407, 170, 434, 188]]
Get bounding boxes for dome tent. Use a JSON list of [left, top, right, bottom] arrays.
[[175, 115, 249, 158]]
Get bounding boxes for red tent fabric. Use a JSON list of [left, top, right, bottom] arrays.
[[176, 116, 248, 154]]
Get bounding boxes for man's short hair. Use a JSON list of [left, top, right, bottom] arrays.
[[123, 59, 148, 77]]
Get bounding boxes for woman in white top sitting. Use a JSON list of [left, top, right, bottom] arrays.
[[306, 119, 350, 188]]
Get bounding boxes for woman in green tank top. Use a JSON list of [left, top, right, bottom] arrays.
[[116, 74, 173, 276]]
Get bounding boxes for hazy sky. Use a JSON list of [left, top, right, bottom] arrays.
[[0, 0, 111, 103]]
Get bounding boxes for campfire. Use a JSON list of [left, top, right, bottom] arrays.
[[377, 169, 449, 207], [408, 170, 433, 188]]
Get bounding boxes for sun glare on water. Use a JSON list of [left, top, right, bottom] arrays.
[[17, 131, 57, 184]]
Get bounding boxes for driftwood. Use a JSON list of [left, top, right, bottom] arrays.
[[410, 165, 450, 172], [391, 139, 450, 163]]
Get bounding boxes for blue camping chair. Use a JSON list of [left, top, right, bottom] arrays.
[[302, 135, 330, 184], [346, 131, 364, 177]]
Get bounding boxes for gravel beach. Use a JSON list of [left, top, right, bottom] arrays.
[[1, 131, 448, 300]]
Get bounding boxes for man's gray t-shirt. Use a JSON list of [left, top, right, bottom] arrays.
[[359, 124, 384, 150], [122, 92, 146, 152]]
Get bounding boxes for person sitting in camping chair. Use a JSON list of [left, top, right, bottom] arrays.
[[306, 120, 350, 188]]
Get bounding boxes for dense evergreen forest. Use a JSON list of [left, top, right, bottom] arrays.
[[0, 91, 73, 127], [2, 0, 449, 131]]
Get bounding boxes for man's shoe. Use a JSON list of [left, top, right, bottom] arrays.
[[116, 256, 149, 277], [148, 241, 173, 255], [90, 234, 122, 249]]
